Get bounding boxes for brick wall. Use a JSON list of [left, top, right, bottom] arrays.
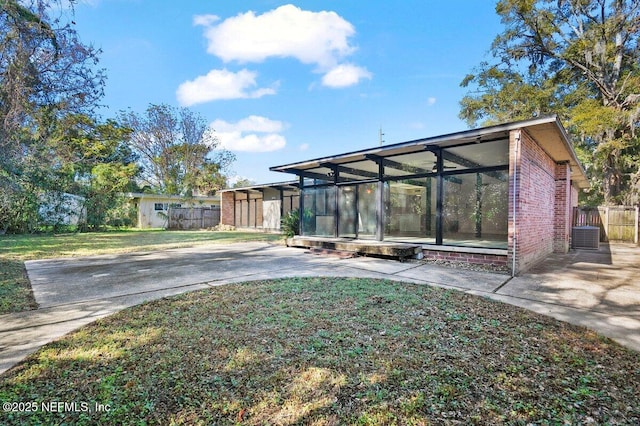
[[220, 192, 235, 226], [509, 130, 556, 273], [422, 249, 507, 267], [553, 162, 572, 253]]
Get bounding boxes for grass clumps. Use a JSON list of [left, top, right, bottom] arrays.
[[1, 277, 639, 425]]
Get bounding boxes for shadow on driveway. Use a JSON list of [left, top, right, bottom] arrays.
[[1, 241, 638, 375], [493, 242, 640, 352]]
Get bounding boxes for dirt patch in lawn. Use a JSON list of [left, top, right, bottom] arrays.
[[1, 277, 638, 425]]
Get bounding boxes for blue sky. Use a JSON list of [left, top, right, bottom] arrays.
[[73, 0, 502, 184]]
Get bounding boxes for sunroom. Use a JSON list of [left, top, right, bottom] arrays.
[[272, 131, 509, 248], [270, 116, 589, 273]]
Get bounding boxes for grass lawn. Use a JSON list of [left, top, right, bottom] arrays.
[[1, 277, 638, 425], [0, 230, 282, 314]]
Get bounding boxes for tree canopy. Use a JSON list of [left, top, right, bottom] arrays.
[[460, 0, 640, 205], [118, 104, 235, 197], [0, 0, 135, 233], [0, 2, 236, 233]]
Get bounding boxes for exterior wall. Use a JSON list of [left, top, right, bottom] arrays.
[[136, 196, 219, 229], [220, 192, 235, 226], [262, 188, 281, 230], [39, 192, 85, 226], [509, 130, 557, 274], [220, 187, 291, 231], [553, 162, 572, 253], [422, 249, 507, 267], [137, 198, 167, 229]]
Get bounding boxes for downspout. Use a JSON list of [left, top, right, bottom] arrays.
[[512, 131, 521, 277]]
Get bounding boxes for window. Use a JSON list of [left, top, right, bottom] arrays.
[[384, 178, 436, 243], [302, 187, 336, 236], [442, 170, 508, 248], [154, 203, 164, 211]]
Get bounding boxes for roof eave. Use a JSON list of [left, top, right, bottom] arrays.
[[269, 115, 561, 173]]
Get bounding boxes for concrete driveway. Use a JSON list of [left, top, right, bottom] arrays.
[[1, 241, 638, 374]]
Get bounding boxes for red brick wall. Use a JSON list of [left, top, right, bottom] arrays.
[[422, 250, 507, 267], [553, 162, 572, 253], [509, 130, 556, 273], [220, 192, 235, 226]]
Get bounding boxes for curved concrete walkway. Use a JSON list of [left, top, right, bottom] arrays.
[[1, 241, 638, 375]]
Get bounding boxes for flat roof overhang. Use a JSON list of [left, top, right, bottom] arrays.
[[219, 180, 299, 193], [270, 115, 589, 189]]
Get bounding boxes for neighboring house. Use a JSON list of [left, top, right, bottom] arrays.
[[126, 193, 220, 229], [39, 192, 85, 227], [222, 116, 589, 275]]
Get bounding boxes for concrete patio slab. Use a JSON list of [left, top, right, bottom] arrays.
[[497, 244, 640, 320], [395, 263, 509, 293], [1, 241, 638, 376]]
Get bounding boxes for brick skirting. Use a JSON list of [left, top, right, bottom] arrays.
[[422, 249, 508, 267]]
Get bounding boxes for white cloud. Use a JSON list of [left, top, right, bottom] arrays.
[[193, 14, 219, 27], [299, 143, 309, 151], [427, 97, 437, 106], [211, 116, 287, 152], [195, 4, 355, 69], [184, 4, 371, 94], [322, 64, 372, 88], [176, 68, 276, 106]]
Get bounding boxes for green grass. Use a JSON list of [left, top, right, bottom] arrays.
[[1, 277, 638, 425], [0, 230, 282, 314]]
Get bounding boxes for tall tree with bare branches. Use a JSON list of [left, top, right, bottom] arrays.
[[119, 104, 235, 196]]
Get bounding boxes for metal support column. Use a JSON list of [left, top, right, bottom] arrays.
[[435, 148, 444, 245], [298, 175, 304, 235], [376, 159, 384, 241]]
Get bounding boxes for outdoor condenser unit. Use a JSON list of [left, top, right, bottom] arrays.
[[572, 226, 600, 249]]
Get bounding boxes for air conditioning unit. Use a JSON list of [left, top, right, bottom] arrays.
[[572, 226, 600, 249]]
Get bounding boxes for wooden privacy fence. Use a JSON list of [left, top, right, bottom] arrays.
[[168, 207, 220, 230], [573, 206, 639, 244]]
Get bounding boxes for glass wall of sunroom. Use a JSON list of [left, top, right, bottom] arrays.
[[299, 138, 509, 249]]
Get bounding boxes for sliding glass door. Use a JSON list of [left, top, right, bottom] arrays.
[[338, 183, 377, 239]]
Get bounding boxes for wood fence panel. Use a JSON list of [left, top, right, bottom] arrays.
[[607, 207, 637, 242], [572, 206, 639, 243], [168, 207, 220, 230]]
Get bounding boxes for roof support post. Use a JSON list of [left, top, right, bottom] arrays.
[[475, 173, 483, 238], [376, 158, 384, 241], [279, 188, 284, 220], [232, 191, 236, 227], [435, 148, 444, 245], [333, 167, 339, 237], [298, 175, 304, 236]]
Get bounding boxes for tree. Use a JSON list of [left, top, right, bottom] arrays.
[[49, 114, 140, 230], [460, 0, 640, 205], [119, 104, 235, 196], [0, 0, 106, 232], [232, 177, 256, 188]]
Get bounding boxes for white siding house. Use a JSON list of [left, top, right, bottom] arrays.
[[126, 193, 220, 229]]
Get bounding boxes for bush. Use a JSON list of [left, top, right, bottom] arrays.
[[281, 209, 300, 238]]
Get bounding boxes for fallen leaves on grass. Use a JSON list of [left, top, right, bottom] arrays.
[[1, 277, 639, 425]]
